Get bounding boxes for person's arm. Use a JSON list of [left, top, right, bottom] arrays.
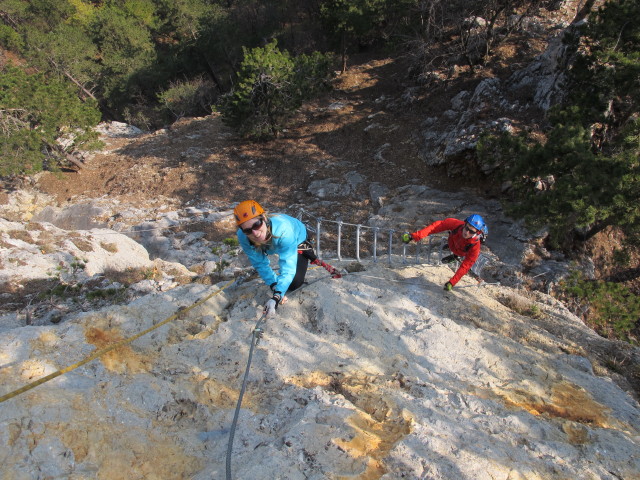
[[270, 219, 301, 295], [413, 218, 462, 241], [274, 243, 298, 295], [448, 242, 480, 286], [237, 231, 277, 286]]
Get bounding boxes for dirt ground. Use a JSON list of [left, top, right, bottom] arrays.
[[15, 51, 640, 342], [32, 56, 485, 222]]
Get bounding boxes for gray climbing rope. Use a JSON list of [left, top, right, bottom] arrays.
[[225, 269, 340, 479], [225, 314, 266, 480]]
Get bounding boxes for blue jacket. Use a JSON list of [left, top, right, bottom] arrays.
[[237, 214, 307, 294]]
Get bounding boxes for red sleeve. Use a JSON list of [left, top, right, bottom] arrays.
[[449, 242, 481, 286], [413, 218, 464, 240]]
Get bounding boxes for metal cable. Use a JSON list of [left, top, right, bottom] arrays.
[[225, 315, 266, 480], [224, 268, 336, 480]]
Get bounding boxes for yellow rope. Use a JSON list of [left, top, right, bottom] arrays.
[[0, 278, 236, 404]]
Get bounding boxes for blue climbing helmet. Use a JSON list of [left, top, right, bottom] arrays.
[[464, 214, 488, 241]]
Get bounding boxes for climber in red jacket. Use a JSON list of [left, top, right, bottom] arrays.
[[403, 214, 488, 291]]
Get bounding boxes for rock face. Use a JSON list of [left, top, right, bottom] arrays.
[[418, 18, 576, 176], [3, 4, 637, 476], [1, 262, 639, 479], [1, 184, 639, 479], [0, 218, 152, 285]]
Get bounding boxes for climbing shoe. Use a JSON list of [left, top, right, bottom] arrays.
[[312, 258, 342, 278], [441, 254, 459, 264]]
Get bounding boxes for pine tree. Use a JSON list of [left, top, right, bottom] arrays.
[[319, 0, 386, 72], [0, 66, 102, 175], [491, 0, 640, 248], [217, 40, 332, 139]]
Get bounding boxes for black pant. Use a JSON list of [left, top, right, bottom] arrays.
[[288, 240, 317, 292]]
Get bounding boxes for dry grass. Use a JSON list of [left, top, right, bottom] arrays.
[[498, 291, 544, 319]]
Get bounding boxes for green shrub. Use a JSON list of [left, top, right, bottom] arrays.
[[612, 248, 631, 267], [223, 237, 239, 247], [0, 24, 23, 50], [216, 40, 333, 139], [157, 76, 217, 121], [559, 271, 640, 344], [0, 66, 102, 175]]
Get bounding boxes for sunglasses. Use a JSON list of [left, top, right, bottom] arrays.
[[463, 224, 480, 235], [241, 218, 264, 235]]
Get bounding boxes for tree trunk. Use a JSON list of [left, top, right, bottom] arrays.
[[59, 68, 98, 102], [576, 221, 611, 242], [572, 0, 596, 24], [341, 30, 347, 73], [44, 140, 84, 170], [63, 151, 84, 170], [203, 56, 225, 93]]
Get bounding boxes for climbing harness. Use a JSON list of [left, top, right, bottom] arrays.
[[297, 238, 342, 278]]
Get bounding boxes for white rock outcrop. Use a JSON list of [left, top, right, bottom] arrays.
[[1, 261, 639, 479]]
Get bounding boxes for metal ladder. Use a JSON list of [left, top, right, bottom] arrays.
[[296, 208, 490, 275]]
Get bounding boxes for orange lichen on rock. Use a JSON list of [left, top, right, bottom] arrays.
[[497, 380, 617, 430], [287, 371, 414, 480], [85, 326, 150, 374]]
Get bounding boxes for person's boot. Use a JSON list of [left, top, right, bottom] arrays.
[[441, 254, 459, 264], [311, 258, 342, 278]]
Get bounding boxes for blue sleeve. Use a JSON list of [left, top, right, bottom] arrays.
[[237, 229, 277, 287]]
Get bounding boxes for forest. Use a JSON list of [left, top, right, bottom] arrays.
[[1, 0, 639, 341], [1, 0, 600, 166]]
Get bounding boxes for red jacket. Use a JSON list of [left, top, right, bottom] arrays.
[[412, 218, 481, 286]]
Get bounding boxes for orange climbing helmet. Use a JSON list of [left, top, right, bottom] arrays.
[[234, 200, 265, 225]]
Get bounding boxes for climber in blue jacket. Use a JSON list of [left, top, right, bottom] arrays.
[[234, 200, 340, 318]]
